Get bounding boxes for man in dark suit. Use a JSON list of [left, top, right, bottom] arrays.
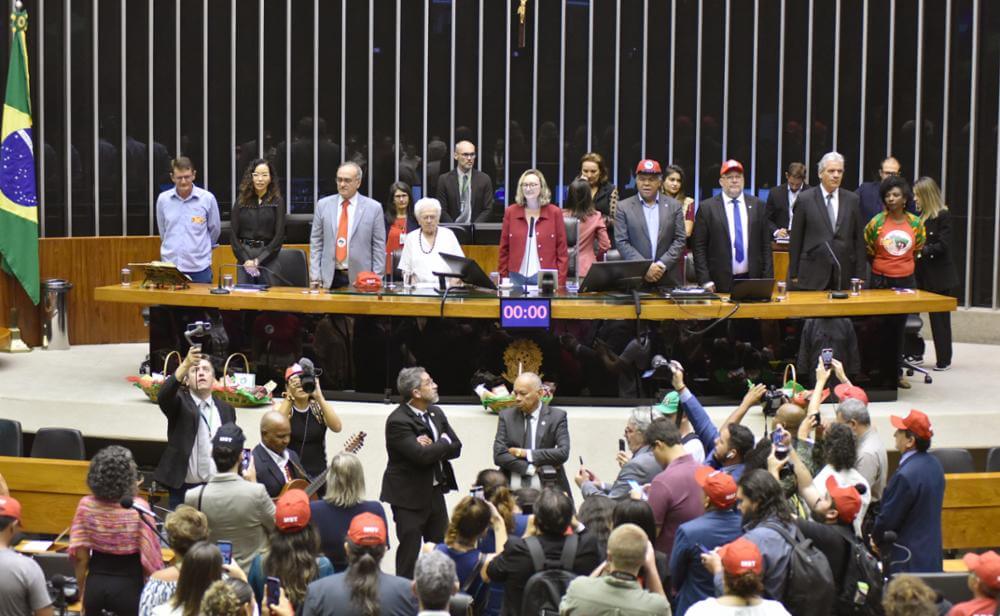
[[380, 367, 462, 579], [788, 152, 867, 291], [873, 410, 945, 573], [436, 140, 497, 223], [855, 156, 916, 222], [765, 161, 807, 239], [613, 159, 687, 287], [155, 346, 237, 509], [692, 159, 773, 292], [493, 372, 572, 500], [252, 411, 308, 498]]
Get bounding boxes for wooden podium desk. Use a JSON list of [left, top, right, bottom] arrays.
[[94, 284, 956, 320]]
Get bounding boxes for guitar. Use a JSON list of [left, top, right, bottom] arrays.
[[278, 431, 366, 501]]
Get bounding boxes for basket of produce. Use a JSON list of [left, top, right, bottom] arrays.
[[212, 353, 275, 407], [126, 351, 180, 402]]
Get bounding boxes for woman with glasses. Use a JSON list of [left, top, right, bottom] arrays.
[[498, 169, 568, 286], [231, 158, 286, 285], [383, 181, 418, 264]]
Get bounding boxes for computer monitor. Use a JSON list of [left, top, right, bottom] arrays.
[[730, 278, 775, 302], [436, 253, 498, 290], [578, 259, 653, 293]]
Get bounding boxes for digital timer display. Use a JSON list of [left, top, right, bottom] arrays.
[[499, 298, 551, 329]]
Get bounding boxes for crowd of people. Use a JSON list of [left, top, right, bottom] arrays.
[[2, 348, 994, 616]]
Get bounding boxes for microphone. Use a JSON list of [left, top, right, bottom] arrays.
[[121, 496, 170, 545], [212, 263, 298, 293], [823, 241, 849, 299], [528, 217, 536, 238]]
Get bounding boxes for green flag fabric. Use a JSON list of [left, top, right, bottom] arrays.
[[0, 8, 40, 305]]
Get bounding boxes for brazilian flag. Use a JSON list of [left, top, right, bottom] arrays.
[[0, 7, 39, 305]]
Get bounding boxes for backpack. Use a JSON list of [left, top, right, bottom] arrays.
[[764, 521, 836, 616], [834, 526, 885, 616], [520, 534, 580, 616]]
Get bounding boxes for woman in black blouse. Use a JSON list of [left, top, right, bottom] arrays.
[[913, 177, 959, 371], [231, 158, 286, 284]]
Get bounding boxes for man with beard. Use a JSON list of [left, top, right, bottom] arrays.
[[380, 367, 463, 579]]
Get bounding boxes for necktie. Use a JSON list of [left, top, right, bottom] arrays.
[[336, 199, 350, 263], [826, 193, 836, 228], [420, 413, 445, 484], [460, 174, 471, 222], [523, 413, 534, 450], [420, 412, 434, 438], [731, 199, 745, 263]]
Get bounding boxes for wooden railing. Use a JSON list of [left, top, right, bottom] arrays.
[[942, 471, 1000, 550], [0, 455, 91, 535]]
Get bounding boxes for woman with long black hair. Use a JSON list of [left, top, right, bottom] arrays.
[[231, 157, 286, 285]]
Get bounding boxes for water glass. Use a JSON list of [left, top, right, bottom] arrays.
[[223, 273, 234, 290], [776, 280, 787, 301], [120, 267, 131, 287], [850, 278, 863, 296], [309, 280, 321, 294]]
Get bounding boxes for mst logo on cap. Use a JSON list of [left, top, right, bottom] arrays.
[[635, 159, 662, 175]]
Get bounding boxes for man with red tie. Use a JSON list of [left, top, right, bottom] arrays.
[[309, 161, 386, 289]]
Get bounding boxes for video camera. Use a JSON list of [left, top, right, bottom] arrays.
[[47, 574, 79, 615], [761, 384, 786, 417], [297, 357, 320, 394], [183, 320, 212, 347]]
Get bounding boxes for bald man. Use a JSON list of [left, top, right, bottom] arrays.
[[493, 372, 573, 500], [436, 140, 497, 223], [252, 410, 309, 498]]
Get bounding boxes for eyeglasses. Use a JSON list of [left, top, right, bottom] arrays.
[[458, 152, 477, 158], [521, 182, 541, 188], [393, 193, 409, 200], [252, 172, 270, 178]]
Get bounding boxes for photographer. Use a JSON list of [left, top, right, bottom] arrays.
[[277, 359, 343, 483]]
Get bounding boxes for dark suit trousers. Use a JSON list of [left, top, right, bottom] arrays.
[[928, 309, 952, 367], [391, 486, 449, 579]]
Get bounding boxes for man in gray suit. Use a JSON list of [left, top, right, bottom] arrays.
[[184, 424, 275, 570], [575, 407, 664, 500], [309, 161, 386, 289], [493, 372, 572, 500], [614, 159, 687, 287]]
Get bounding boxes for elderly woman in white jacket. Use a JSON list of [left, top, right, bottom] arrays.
[[397, 197, 465, 286]]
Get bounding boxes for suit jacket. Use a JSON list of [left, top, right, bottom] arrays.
[[252, 444, 307, 498], [493, 404, 571, 497], [787, 186, 866, 290], [153, 375, 236, 489], [436, 168, 497, 223], [184, 473, 275, 570], [613, 194, 687, 287], [302, 571, 418, 616], [873, 451, 945, 574], [579, 445, 663, 500], [764, 183, 800, 235], [379, 403, 462, 511], [498, 204, 569, 284], [915, 210, 959, 292], [691, 193, 773, 292], [309, 193, 386, 287]]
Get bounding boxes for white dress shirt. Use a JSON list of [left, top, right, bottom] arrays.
[[641, 196, 660, 259], [262, 443, 292, 479], [518, 214, 542, 278], [513, 402, 543, 488], [186, 393, 220, 484], [788, 186, 800, 228], [723, 194, 750, 275]]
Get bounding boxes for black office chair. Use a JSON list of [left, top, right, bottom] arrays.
[[908, 572, 973, 605], [270, 248, 310, 287], [0, 418, 23, 456], [29, 427, 86, 460], [390, 249, 403, 282], [563, 215, 580, 280], [901, 314, 932, 384], [987, 447, 1000, 472], [929, 447, 975, 474]]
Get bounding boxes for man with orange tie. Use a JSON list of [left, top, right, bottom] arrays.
[[310, 161, 386, 289]]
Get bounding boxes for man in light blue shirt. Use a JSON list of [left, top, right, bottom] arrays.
[[156, 156, 221, 283]]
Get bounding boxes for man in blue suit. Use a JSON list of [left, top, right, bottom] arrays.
[[873, 409, 945, 573]]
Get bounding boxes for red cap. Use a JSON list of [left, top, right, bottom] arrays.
[[890, 409, 933, 440], [720, 160, 744, 176], [0, 495, 21, 522], [719, 537, 763, 575], [695, 466, 738, 510], [284, 363, 304, 382], [347, 512, 387, 546], [963, 551, 1000, 591], [274, 489, 311, 533], [635, 159, 662, 175], [825, 475, 863, 525], [834, 384, 869, 406]]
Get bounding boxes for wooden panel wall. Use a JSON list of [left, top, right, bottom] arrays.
[[0, 455, 91, 534]]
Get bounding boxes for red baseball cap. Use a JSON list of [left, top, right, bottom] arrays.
[[284, 363, 304, 382], [720, 160, 744, 176], [695, 466, 738, 510], [834, 384, 869, 406], [963, 551, 1000, 591], [635, 159, 662, 175], [0, 495, 21, 522], [274, 489, 311, 533], [719, 537, 763, 575], [825, 475, 863, 525], [890, 409, 933, 440], [348, 512, 387, 546]]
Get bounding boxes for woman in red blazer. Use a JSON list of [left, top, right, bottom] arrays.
[[498, 169, 569, 286]]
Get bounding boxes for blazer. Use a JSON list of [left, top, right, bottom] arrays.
[[787, 186, 867, 290], [498, 204, 569, 285], [916, 210, 960, 292], [302, 571, 418, 616], [379, 403, 462, 511], [691, 193, 773, 292], [579, 445, 663, 500], [309, 193, 386, 287], [184, 473, 275, 571], [873, 451, 945, 574], [613, 194, 687, 287], [153, 375, 236, 490], [252, 444, 307, 499], [764, 183, 799, 235], [493, 404, 572, 498], [436, 168, 498, 223]]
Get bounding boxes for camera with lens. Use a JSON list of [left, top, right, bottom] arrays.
[[183, 320, 212, 347], [297, 357, 319, 394], [47, 574, 80, 612], [761, 385, 786, 417]]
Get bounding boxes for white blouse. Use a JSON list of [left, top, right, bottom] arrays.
[[398, 226, 465, 284]]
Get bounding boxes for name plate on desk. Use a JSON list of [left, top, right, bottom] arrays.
[[500, 298, 551, 329]]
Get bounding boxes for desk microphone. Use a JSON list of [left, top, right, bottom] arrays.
[[823, 241, 849, 299], [120, 496, 170, 545], [210, 263, 297, 294]]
